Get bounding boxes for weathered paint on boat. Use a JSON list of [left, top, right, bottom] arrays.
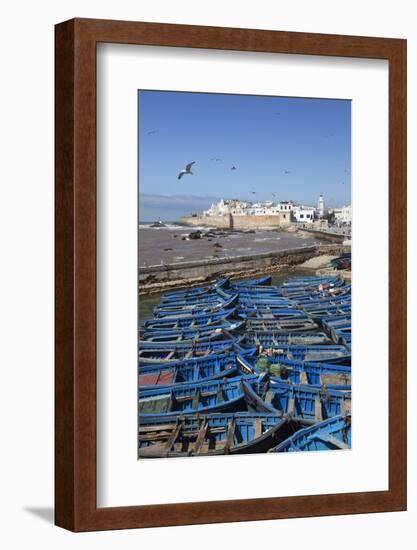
[[143, 308, 236, 331], [139, 352, 241, 387], [246, 318, 319, 332], [250, 344, 350, 363], [238, 307, 308, 320], [243, 332, 333, 346], [154, 294, 238, 317], [138, 375, 254, 416], [231, 275, 272, 287], [141, 320, 244, 340], [138, 412, 302, 458], [270, 414, 351, 452], [242, 376, 351, 420], [237, 355, 351, 388]]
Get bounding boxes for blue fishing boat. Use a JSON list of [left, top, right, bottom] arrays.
[[138, 412, 302, 457], [243, 331, 333, 346], [242, 376, 351, 420], [304, 305, 352, 321], [237, 355, 351, 388], [242, 344, 350, 363], [138, 339, 256, 364], [246, 318, 318, 332], [143, 308, 236, 331], [238, 306, 308, 320], [270, 414, 351, 452], [158, 290, 235, 308], [162, 278, 229, 300], [139, 344, 233, 365], [231, 275, 272, 287], [238, 300, 294, 309], [294, 295, 351, 309], [280, 278, 346, 297], [138, 375, 253, 416], [154, 294, 238, 317], [141, 320, 244, 341], [139, 352, 241, 387], [322, 315, 352, 344], [282, 275, 342, 287], [139, 332, 244, 350]]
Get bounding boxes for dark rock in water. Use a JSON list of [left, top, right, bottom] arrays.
[[181, 236, 186, 240], [149, 220, 166, 228], [207, 238, 212, 241], [163, 248, 173, 251], [244, 229, 256, 234], [189, 230, 202, 240], [204, 231, 216, 238], [213, 242, 223, 248]]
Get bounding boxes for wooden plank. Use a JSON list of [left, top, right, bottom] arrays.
[[223, 418, 236, 454], [193, 420, 209, 455], [253, 418, 263, 439], [315, 395, 323, 421], [164, 421, 183, 455]]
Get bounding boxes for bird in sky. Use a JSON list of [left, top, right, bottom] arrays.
[[147, 129, 157, 135], [210, 158, 222, 162], [178, 161, 195, 180], [271, 193, 276, 197], [283, 170, 290, 174], [251, 191, 256, 195], [230, 166, 237, 171]]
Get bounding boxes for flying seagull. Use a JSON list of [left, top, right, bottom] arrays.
[[210, 158, 222, 162], [283, 170, 290, 174], [251, 191, 256, 195], [178, 161, 195, 180], [271, 193, 276, 197], [147, 130, 157, 135], [230, 166, 237, 171]]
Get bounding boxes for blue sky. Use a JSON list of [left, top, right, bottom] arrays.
[[138, 91, 351, 222]]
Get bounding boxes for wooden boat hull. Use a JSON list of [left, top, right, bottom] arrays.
[[246, 344, 350, 363], [138, 351, 241, 388], [238, 355, 351, 388], [140, 321, 244, 341], [243, 332, 332, 346], [154, 294, 238, 317], [138, 412, 303, 458], [138, 375, 254, 417], [143, 308, 236, 331], [270, 414, 351, 452], [242, 377, 351, 421], [231, 275, 272, 287], [246, 318, 319, 332]]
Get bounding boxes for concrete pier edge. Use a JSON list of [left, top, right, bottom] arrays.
[[139, 243, 350, 295]]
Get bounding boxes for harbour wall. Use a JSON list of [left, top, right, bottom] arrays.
[[139, 245, 319, 293], [181, 214, 291, 230], [297, 228, 346, 243]]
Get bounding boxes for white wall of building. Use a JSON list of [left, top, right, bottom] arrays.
[[294, 208, 315, 223]]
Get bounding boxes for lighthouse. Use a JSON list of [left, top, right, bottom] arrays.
[[317, 193, 325, 218]]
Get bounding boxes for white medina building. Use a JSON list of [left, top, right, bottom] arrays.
[[204, 199, 294, 217], [334, 204, 352, 224], [293, 207, 315, 223], [204, 199, 251, 216]]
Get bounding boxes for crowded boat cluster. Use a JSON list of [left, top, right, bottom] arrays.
[[138, 267, 352, 458]]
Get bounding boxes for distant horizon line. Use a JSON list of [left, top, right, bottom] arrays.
[[139, 192, 350, 208]]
